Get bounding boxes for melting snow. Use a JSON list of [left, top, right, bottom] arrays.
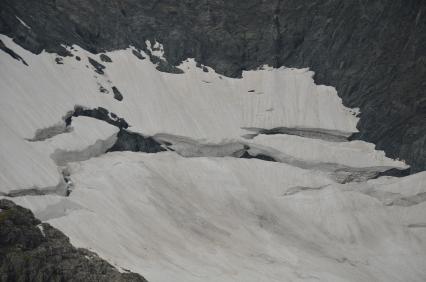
[[1, 34, 425, 281]]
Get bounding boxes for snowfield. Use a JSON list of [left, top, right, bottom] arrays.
[[1, 34, 425, 281], [11, 154, 426, 281]]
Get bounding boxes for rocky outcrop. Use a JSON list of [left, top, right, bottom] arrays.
[[0, 39, 27, 66], [66, 106, 129, 129], [0, 0, 425, 172], [0, 199, 147, 282], [65, 106, 165, 154]]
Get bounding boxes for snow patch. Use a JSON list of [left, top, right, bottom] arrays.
[[15, 16, 31, 29], [37, 224, 46, 237]]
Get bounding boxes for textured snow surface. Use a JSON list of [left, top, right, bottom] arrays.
[[0, 35, 359, 141], [1, 34, 425, 281], [12, 154, 426, 282], [0, 116, 118, 194], [250, 134, 406, 168]]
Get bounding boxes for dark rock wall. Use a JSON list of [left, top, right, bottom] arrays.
[[0, 199, 147, 282], [1, 0, 425, 172]]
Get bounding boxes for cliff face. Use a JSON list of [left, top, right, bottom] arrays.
[[1, 0, 425, 172], [0, 199, 147, 282]]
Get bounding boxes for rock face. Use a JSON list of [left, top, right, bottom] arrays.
[[0, 0, 425, 172], [0, 199, 147, 282]]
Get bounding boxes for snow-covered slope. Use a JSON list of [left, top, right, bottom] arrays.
[[0, 115, 118, 195], [11, 154, 426, 282], [1, 33, 425, 281], [0, 35, 359, 141], [250, 134, 404, 168], [0, 34, 406, 190]]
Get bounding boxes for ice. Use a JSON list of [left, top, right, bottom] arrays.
[[250, 134, 407, 169], [0, 33, 365, 194], [1, 33, 424, 282], [0, 34, 358, 143], [0, 116, 118, 194], [11, 152, 426, 282]]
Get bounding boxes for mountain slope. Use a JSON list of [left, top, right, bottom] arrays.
[[0, 199, 147, 282], [0, 2, 425, 281], [1, 0, 425, 172], [0, 35, 425, 281]]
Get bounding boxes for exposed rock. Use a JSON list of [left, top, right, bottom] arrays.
[[66, 106, 129, 129], [132, 49, 145, 60], [64, 107, 164, 154], [99, 85, 109, 94], [373, 167, 411, 178], [0, 199, 147, 282], [239, 151, 276, 162], [108, 130, 166, 153], [99, 53, 112, 62], [150, 55, 183, 74], [0, 39, 27, 66], [88, 57, 105, 75], [112, 86, 123, 101], [196, 62, 208, 72], [55, 57, 63, 64]]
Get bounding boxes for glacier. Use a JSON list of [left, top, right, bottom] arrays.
[[1, 33, 425, 281]]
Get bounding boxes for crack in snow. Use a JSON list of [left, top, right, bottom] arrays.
[[242, 127, 352, 142], [282, 185, 331, 196], [12, 104, 409, 200], [0, 180, 67, 197]]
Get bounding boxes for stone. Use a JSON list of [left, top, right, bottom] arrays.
[[0, 199, 147, 282]]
